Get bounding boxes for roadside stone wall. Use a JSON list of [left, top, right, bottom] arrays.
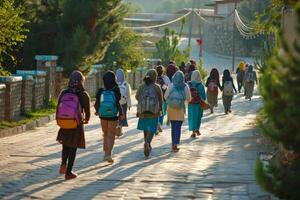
[[0, 84, 6, 120], [21, 77, 33, 114], [33, 74, 46, 110], [0, 76, 23, 121], [85, 74, 97, 98]]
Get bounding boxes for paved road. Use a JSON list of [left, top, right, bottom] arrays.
[[0, 91, 273, 199]]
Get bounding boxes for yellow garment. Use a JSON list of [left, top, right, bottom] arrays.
[[238, 62, 246, 70]]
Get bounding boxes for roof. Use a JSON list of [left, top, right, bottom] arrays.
[[206, 0, 243, 7]]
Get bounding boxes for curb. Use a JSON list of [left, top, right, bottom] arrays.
[[0, 114, 55, 138]]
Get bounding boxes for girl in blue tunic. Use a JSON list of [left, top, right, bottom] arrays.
[[188, 70, 206, 138]]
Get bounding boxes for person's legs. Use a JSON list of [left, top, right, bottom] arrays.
[[174, 121, 183, 145], [106, 120, 118, 157], [101, 119, 109, 154], [170, 121, 176, 146], [60, 145, 69, 174], [66, 147, 77, 175]]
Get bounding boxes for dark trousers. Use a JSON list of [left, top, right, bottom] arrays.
[[144, 131, 154, 145], [171, 121, 183, 145], [62, 145, 77, 175], [237, 79, 243, 93]]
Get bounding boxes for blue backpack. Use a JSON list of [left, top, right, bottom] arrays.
[[99, 90, 118, 118], [167, 87, 186, 109]]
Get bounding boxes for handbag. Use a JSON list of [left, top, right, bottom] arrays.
[[200, 98, 210, 110]]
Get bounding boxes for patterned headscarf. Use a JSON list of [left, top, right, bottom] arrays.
[[68, 70, 85, 91]]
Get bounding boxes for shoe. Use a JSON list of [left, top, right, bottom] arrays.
[[172, 145, 179, 152], [144, 142, 150, 157], [158, 125, 163, 133], [103, 155, 114, 163], [191, 132, 196, 138], [228, 109, 232, 113], [196, 130, 201, 136], [65, 172, 77, 180], [59, 164, 66, 174], [155, 132, 159, 136]]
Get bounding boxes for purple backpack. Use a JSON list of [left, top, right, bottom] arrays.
[[56, 92, 82, 129]]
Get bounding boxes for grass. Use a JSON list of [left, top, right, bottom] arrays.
[[0, 99, 57, 130]]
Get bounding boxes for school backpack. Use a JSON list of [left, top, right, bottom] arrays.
[[207, 79, 218, 93], [137, 85, 160, 114], [167, 86, 186, 109], [189, 82, 201, 104], [246, 71, 254, 83], [98, 90, 118, 118], [118, 82, 128, 105], [157, 76, 167, 94], [56, 92, 82, 129], [223, 81, 234, 96]]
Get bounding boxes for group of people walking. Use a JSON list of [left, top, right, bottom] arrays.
[[55, 60, 257, 180]]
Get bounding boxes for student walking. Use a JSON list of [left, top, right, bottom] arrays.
[[155, 65, 171, 133], [94, 71, 124, 163], [221, 69, 237, 114], [165, 71, 191, 152], [166, 62, 178, 81], [205, 68, 221, 114], [188, 70, 206, 138], [236, 62, 246, 93], [56, 71, 91, 180], [244, 65, 258, 101], [115, 68, 132, 137], [136, 69, 163, 157]]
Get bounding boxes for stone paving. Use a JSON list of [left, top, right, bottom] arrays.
[[0, 92, 275, 199]]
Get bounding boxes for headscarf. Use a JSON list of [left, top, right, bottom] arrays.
[[188, 64, 196, 73], [144, 69, 157, 85], [209, 68, 220, 80], [223, 69, 232, 81], [190, 60, 196, 65], [116, 68, 125, 84], [155, 65, 164, 77], [68, 70, 85, 91], [238, 62, 246, 71], [172, 71, 186, 90], [247, 65, 253, 73], [103, 71, 118, 90], [166, 64, 178, 81], [191, 70, 202, 83]]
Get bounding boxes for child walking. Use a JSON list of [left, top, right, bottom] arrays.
[[136, 69, 163, 157], [94, 71, 124, 163], [205, 68, 221, 114], [155, 65, 171, 133], [244, 65, 258, 101], [115, 68, 132, 137], [56, 71, 91, 180], [221, 69, 237, 114], [165, 71, 191, 152], [188, 70, 206, 138]]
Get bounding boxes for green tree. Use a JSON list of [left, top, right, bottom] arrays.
[[101, 29, 145, 70], [154, 27, 189, 66], [256, 2, 300, 199], [17, 0, 127, 76], [0, 0, 27, 75]]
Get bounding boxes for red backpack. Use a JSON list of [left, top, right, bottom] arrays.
[[189, 82, 201, 104]]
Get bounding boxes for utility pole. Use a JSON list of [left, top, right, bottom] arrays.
[[232, 0, 237, 72], [197, 0, 202, 58], [188, 0, 196, 47]]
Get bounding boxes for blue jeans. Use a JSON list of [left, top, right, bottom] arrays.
[[171, 121, 183, 145], [159, 115, 164, 125]]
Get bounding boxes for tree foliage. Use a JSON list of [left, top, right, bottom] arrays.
[[101, 29, 145, 71], [256, 2, 300, 199], [0, 0, 27, 73], [16, 0, 127, 76], [154, 28, 189, 66]]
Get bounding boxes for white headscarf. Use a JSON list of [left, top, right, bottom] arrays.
[[191, 70, 202, 83]]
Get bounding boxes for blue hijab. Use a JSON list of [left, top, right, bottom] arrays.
[[116, 68, 125, 84], [172, 71, 186, 90]]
